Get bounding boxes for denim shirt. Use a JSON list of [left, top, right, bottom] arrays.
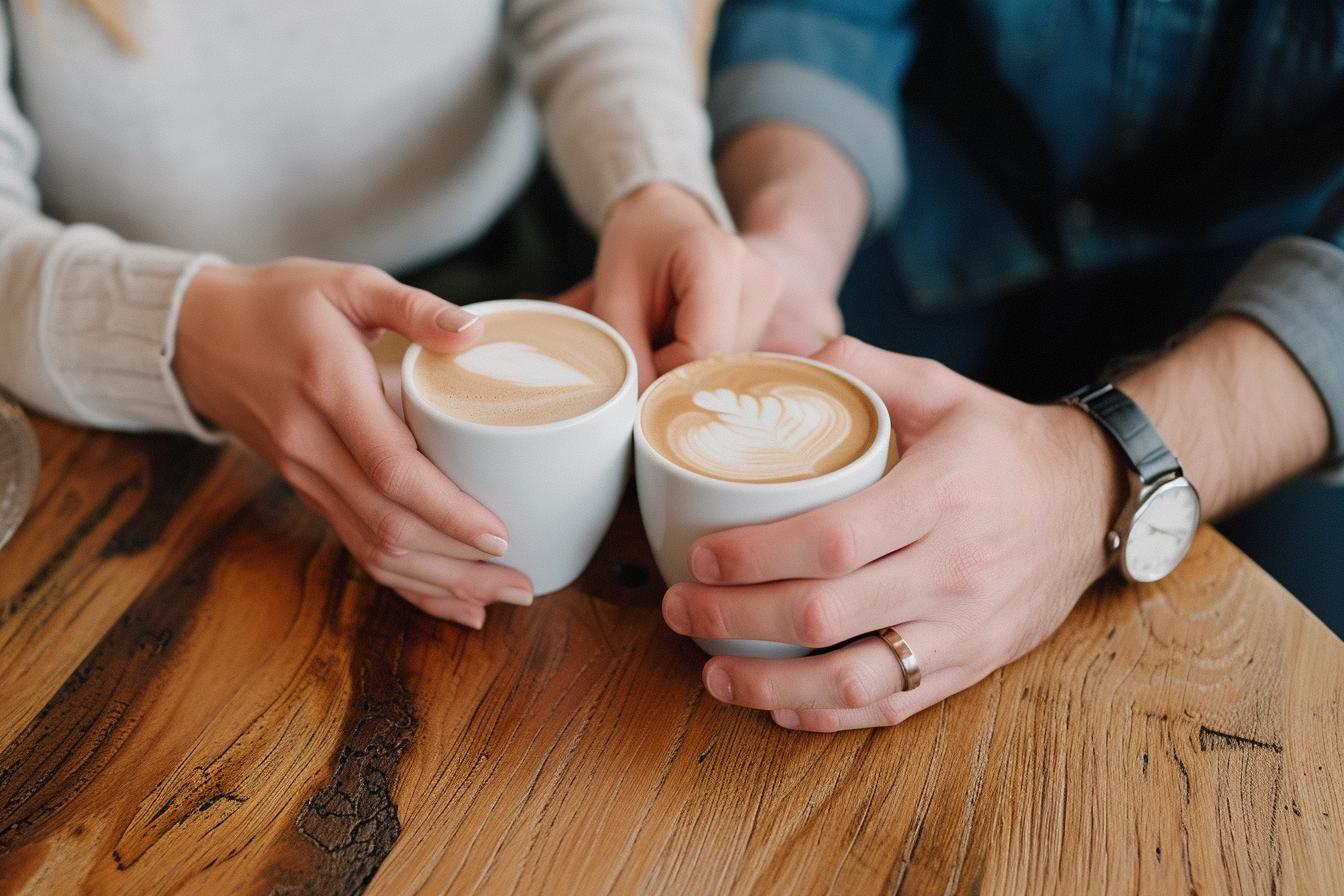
[[708, 0, 1344, 464]]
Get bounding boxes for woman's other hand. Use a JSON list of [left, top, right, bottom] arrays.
[[586, 182, 788, 388]]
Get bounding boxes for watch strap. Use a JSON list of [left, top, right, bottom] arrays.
[[1063, 384, 1181, 485]]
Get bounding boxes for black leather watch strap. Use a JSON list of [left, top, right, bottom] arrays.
[[1063, 384, 1181, 485]]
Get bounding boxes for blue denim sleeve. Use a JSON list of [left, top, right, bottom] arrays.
[[708, 1, 917, 232], [1212, 187, 1344, 472]]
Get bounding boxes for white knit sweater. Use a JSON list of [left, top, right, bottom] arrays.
[[0, 0, 728, 440]]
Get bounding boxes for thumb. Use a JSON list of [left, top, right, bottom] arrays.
[[811, 336, 964, 440], [331, 266, 481, 353]]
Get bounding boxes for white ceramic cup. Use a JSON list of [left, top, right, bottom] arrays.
[[634, 352, 893, 659], [401, 299, 637, 595]]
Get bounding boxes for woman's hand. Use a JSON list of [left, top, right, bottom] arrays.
[[586, 182, 787, 388], [173, 258, 535, 628], [660, 336, 1126, 731]]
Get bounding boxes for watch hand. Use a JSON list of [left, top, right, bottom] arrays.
[[1146, 523, 1186, 539]]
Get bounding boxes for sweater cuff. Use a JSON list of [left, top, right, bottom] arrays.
[[709, 60, 905, 234], [546, 96, 734, 234], [1211, 236, 1344, 475], [44, 227, 227, 443]]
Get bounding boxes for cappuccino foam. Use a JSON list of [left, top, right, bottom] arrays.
[[414, 310, 625, 425], [641, 354, 876, 483]]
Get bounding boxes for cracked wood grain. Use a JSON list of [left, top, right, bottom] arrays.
[[265, 588, 419, 896]]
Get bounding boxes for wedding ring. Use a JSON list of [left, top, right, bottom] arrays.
[[877, 627, 922, 692]]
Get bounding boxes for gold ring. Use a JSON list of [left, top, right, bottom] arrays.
[[877, 627, 922, 692]]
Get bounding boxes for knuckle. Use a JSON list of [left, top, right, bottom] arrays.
[[371, 509, 411, 553], [875, 696, 908, 727], [709, 539, 758, 582], [910, 355, 950, 382], [737, 671, 778, 708], [837, 661, 881, 709], [817, 519, 859, 576], [823, 334, 866, 368], [800, 711, 840, 734], [431, 567, 470, 597], [339, 263, 384, 292], [296, 373, 326, 408], [389, 285, 422, 321], [426, 506, 468, 542], [794, 583, 844, 648], [687, 594, 730, 640], [935, 467, 977, 514], [942, 540, 988, 595], [367, 451, 411, 496]]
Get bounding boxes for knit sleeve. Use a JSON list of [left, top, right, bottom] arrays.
[[506, 0, 733, 232], [0, 22, 224, 441]]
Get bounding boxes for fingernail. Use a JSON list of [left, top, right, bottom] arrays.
[[459, 612, 484, 631], [474, 534, 508, 556], [705, 666, 733, 702], [663, 586, 690, 634], [690, 546, 721, 583], [496, 586, 533, 606], [774, 709, 800, 729], [436, 306, 480, 333]]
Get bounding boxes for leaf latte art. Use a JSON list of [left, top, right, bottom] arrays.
[[642, 354, 877, 484], [453, 342, 595, 387], [414, 310, 626, 425], [667, 387, 855, 481]]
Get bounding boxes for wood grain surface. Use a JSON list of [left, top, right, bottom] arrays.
[[1, 419, 1341, 895]]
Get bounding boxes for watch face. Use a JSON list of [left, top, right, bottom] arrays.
[[1123, 479, 1201, 583]]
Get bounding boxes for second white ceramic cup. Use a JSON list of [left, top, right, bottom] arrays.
[[634, 352, 892, 659], [402, 299, 637, 595]]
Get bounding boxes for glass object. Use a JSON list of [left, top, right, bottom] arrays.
[[0, 393, 39, 551]]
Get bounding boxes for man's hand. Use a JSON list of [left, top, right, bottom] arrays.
[[719, 122, 872, 358], [586, 182, 786, 388], [660, 336, 1125, 731], [662, 313, 1332, 731], [174, 258, 536, 629]]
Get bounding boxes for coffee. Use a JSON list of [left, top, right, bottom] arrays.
[[640, 354, 877, 484], [413, 310, 626, 425]]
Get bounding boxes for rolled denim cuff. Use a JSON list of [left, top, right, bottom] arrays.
[[1211, 236, 1344, 477], [709, 60, 905, 234]]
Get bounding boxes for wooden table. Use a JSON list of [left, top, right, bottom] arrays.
[[1, 420, 1341, 895]]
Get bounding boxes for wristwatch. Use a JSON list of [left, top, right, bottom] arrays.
[[1062, 383, 1201, 583]]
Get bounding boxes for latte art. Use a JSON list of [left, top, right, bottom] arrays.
[[642, 355, 876, 484], [671, 386, 855, 481], [453, 342, 595, 387], [413, 310, 625, 425]]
